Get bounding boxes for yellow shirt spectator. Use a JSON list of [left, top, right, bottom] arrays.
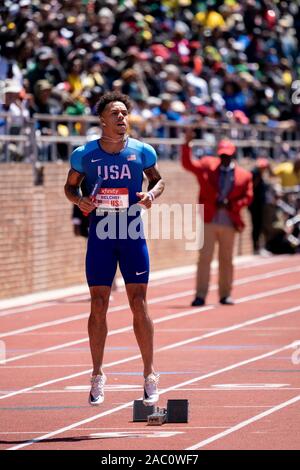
[[68, 74, 83, 97], [273, 161, 300, 187], [195, 11, 225, 29]]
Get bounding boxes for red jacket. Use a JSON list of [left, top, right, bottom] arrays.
[[181, 144, 253, 231]]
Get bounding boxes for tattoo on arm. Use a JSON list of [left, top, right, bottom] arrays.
[[64, 169, 85, 205], [144, 165, 165, 199]]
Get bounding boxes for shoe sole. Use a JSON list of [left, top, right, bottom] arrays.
[[89, 399, 104, 406], [89, 393, 104, 406]]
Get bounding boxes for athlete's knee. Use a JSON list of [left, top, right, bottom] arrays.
[[129, 292, 146, 314], [90, 295, 109, 315]]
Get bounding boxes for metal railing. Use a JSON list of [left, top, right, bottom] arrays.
[[1, 112, 300, 163]]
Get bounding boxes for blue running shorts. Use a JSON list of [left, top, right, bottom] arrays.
[[86, 215, 149, 286]]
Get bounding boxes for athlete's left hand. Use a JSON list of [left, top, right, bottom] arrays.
[[136, 192, 152, 209]]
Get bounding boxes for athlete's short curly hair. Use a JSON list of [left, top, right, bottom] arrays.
[[96, 92, 132, 116]]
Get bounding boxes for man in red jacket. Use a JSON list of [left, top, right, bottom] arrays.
[[181, 130, 253, 306]]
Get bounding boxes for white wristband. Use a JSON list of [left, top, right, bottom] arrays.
[[147, 191, 155, 202]]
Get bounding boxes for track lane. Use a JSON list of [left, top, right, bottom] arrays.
[[1, 255, 300, 450], [2, 302, 300, 449]]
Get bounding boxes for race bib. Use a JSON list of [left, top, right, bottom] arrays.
[[95, 188, 129, 212]]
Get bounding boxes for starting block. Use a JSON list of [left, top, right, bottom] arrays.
[[166, 399, 189, 423], [133, 400, 155, 422], [133, 399, 189, 425]]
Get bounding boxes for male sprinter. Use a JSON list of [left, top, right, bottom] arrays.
[[64, 92, 165, 406]]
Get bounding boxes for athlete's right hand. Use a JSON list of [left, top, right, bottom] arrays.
[[78, 196, 96, 214], [136, 192, 152, 209]]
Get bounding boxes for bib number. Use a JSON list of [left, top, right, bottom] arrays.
[[95, 188, 129, 213]]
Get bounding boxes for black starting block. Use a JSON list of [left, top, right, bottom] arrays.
[[166, 399, 189, 423], [133, 400, 155, 422], [133, 399, 189, 424]]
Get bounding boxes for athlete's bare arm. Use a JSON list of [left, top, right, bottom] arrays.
[[64, 169, 95, 214], [144, 165, 165, 197], [136, 165, 165, 209]]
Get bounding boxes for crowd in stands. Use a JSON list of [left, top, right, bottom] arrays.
[[1, 0, 300, 141]]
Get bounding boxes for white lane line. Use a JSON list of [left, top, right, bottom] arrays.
[[0, 289, 200, 338], [2, 281, 300, 367], [0, 275, 192, 318], [0, 365, 92, 369], [0, 254, 291, 317], [0, 427, 226, 434], [5, 279, 300, 364], [79, 427, 228, 430], [0, 313, 93, 339], [0, 432, 52, 435], [65, 385, 142, 391], [211, 383, 289, 390], [185, 394, 300, 450], [0, 303, 60, 318], [0, 267, 196, 314], [1, 303, 299, 402], [2, 387, 299, 395], [235, 284, 300, 304], [0, 263, 199, 311], [152, 304, 300, 352], [7, 342, 294, 450], [88, 431, 183, 439], [2, 265, 300, 339]]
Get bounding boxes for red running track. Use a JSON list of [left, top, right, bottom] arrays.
[[0, 254, 300, 450]]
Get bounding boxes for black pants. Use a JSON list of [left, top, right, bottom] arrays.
[[249, 209, 263, 252], [266, 234, 295, 255]]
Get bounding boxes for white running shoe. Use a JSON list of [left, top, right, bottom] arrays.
[[143, 372, 159, 406], [89, 374, 106, 406]]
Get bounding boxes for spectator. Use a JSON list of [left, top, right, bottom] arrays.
[[223, 80, 248, 114], [121, 68, 148, 102], [194, 2, 226, 30], [0, 80, 29, 135], [67, 58, 85, 99], [26, 47, 65, 93], [152, 93, 182, 159], [248, 158, 270, 254], [152, 93, 182, 138], [0, 42, 23, 86], [263, 185, 298, 254], [181, 130, 253, 306], [272, 157, 300, 188], [29, 79, 62, 160], [0, 80, 30, 160], [84, 55, 107, 92], [30, 80, 55, 127]]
